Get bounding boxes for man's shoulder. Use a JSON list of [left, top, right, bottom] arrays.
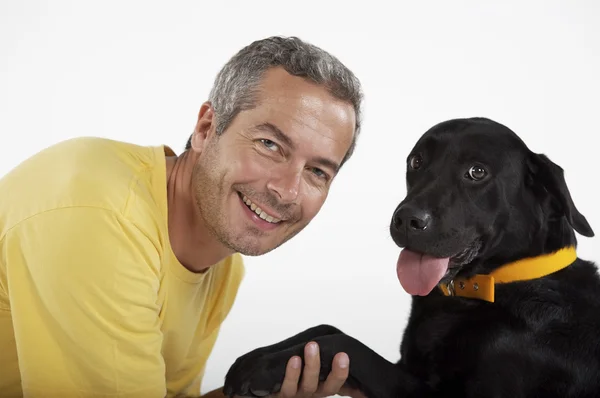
[[2, 136, 165, 186], [0, 136, 173, 236], [44, 136, 165, 171]]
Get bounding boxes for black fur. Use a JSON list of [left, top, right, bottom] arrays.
[[223, 117, 599, 398]]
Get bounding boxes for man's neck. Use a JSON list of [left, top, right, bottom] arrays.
[[165, 153, 234, 273]]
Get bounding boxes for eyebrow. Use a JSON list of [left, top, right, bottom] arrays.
[[252, 122, 295, 149], [251, 122, 341, 173], [314, 156, 341, 174]]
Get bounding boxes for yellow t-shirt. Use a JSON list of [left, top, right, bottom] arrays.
[[0, 137, 244, 397]]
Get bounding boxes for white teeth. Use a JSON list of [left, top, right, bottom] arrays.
[[242, 195, 281, 224]]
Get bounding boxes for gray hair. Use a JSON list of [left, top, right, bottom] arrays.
[[185, 36, 363, 166]]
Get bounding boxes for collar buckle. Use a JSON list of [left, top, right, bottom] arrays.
[[446, 280, 455, 296]]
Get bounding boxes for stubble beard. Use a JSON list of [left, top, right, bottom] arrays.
[[192, 157, 269, 257], [191, 140, 308, 257]]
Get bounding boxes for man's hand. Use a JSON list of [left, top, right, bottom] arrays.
[[275, 341, 366, 398], [220, 335, 368, 398]]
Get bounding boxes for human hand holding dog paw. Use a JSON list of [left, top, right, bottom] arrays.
[[223, 341, 366, 398], [273, 342, 364, 398]]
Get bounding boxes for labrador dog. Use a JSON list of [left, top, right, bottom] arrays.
[[222, 117, 599, 398]]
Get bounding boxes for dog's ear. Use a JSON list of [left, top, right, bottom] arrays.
[[527, 152, 594, 237]]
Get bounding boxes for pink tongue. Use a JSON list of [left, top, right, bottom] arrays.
[[396, 249, 450, 296]]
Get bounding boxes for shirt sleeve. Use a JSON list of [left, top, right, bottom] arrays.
[[4, 206, 167, 397]]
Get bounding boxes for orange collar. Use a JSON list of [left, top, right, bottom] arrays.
[[438, 247, 577, 303]]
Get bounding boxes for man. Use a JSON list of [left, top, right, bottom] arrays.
[[0, 36, 363, 397]]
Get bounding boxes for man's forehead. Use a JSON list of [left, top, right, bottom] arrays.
[[255, 94, 354, 134], [254, 69, 355, 126], [249, 99, 353, 150]]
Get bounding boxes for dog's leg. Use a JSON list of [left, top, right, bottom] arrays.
[[232, 324, 342, 359], [224, 332, 423, 398]]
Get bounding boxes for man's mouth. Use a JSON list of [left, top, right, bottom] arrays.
[[238, 193, 283, 224]]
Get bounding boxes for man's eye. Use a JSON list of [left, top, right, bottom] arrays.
[[311, 168, 327, 179], [260, 139, 279, 152]]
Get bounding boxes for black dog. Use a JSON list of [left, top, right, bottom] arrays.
[[223, 117, 599, 398]]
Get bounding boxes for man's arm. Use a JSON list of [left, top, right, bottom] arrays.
[[4, 206, 167, 397]]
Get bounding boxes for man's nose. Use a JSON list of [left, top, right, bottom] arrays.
[[266, 167, 301, 203]]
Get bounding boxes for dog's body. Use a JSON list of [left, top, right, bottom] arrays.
[[223, 117, 599, 398]]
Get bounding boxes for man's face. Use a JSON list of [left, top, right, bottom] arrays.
[[189, 67, 356, 256]]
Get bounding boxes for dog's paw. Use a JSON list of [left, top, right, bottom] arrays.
[[222, 328, 347, 397], [223, 349, 293, 397]]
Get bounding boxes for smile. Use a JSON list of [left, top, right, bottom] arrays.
[[240, 194, 282, 224]]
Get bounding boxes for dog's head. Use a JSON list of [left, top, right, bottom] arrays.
[[390, 117, 594, 296]]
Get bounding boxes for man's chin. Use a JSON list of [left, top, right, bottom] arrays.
[[220, 235, 280, 257], [229, 244, 280, 257], [220, 220, 302, 257]]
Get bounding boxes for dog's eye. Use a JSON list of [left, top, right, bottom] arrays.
[[467, 165, 487, 181], [408, 154, 423, 170]]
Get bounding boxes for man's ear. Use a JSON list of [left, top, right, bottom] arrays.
[[527, 152, 594, 237], [190, 102, 216, 152]]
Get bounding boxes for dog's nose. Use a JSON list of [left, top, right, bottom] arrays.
[[393, 205, 432, 231]]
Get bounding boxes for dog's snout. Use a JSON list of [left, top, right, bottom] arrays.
[[393, 205, 432, 232]]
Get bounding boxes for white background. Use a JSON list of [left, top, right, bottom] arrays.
[[1, 0, 599, 394]]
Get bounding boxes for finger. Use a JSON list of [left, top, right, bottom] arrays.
[[279, 356, 302, 398], [320, 352, 350, 395], [298, 341, 320, 395]]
